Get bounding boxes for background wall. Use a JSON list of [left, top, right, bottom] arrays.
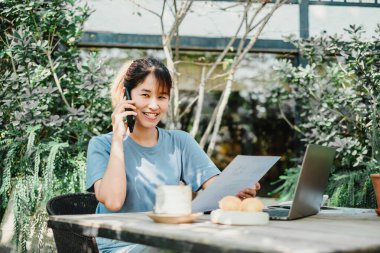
[[83, 0, 379, 39]]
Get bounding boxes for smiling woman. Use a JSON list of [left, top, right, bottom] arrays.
[[85, 58, 260, 253]]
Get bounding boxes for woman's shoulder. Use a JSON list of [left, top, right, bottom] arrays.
[[158, 128, 199, 151], [159, 128, 190, 140], [89, 132, 113, 148]]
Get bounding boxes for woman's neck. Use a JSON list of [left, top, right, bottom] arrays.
[[129, 125, 158, 147]]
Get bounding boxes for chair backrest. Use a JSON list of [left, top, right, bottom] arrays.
[[47, 192, 98, 215], [46, 192, 99, 253]]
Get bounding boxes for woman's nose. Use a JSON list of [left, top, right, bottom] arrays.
[[148, 99, 159, 110]]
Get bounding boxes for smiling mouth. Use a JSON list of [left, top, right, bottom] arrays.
[[142, 112, 160, 120]]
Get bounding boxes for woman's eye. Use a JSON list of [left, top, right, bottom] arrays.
[[159, 96, 168, 100], [141, 94, 149, 97]]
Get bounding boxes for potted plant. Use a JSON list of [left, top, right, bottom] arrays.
[[371, 174, 380, 216]]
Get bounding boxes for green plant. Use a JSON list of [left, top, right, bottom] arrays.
[[271, 25, 380, 207], [270, 165, 300, 200], [0, 0, 112, 251]]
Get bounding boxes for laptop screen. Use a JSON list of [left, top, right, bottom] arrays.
[[288, 144, 336, 219]]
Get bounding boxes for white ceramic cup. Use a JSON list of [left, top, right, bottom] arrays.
[[154, 185, 192, 215]]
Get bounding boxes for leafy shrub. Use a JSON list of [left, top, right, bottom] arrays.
[[271, 25, 380, 208], [0, 0, 112, 251]]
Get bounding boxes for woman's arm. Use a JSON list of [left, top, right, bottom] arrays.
[[201, 175, 261, 200], [94, 91, 136, 211], [201, 175, 218, 189], [94, 134, 127, 211], [180, 131, 260, 199]]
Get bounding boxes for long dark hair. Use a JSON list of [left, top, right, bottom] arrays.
[[123, 58, 172, 95]]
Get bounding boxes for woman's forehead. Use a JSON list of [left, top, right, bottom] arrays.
[[135, 74, 170, 94]]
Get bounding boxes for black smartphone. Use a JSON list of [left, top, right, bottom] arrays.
[[124, 88, 135, 133]]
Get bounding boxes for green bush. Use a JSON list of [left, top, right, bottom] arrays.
[[0, 0, 112, 251], [271, 25, 380, 208]]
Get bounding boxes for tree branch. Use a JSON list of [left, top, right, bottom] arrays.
[[178, 94, 199, 120], [235, 0, 288, 67], [199, 96, 222, 149], [46, 50, 72, 110], [203, 2, 248, 82], [203, 0, 288, 155], [207, 71, 235, 156], [278, 102, 304, 134], [131, 0, 161, 18], [190, 66, 206, 137], [166, 0, 193, 43]]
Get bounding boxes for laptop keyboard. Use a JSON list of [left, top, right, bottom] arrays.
[[264, 208, 290, 217]]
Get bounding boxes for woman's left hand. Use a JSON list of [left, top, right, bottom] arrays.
[[236, 182, 261, 200]]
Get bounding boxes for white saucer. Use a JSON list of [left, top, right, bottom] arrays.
[[211, 209, 269, 225], [147, 212, 202, 224]]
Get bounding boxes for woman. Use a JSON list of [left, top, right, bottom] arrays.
[[86, 58, 259, 253]]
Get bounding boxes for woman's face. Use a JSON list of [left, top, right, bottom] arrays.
[[130, 73, 170, 130]]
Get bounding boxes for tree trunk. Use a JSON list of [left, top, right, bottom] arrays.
[[190, 66, 206, 137], [207, 71, 235, 156], [0, 189, 15, 245]]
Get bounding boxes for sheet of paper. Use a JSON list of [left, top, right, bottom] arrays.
[[192, 155, 280, 212]]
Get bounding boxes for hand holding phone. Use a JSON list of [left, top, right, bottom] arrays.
[[124, 88, 135, 133]]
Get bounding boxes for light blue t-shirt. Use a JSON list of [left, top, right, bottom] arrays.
[[86, 128, 220, 252]]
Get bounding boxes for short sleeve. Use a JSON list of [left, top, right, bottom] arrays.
[[86, 136, 111, 192], [180, 132, 220, 192]]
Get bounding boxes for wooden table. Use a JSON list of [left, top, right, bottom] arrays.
[[48, 208, 380, 253]]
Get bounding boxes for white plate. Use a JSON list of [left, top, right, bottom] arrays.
[[147, 212, 202, 224], [211, 209, 269, 225]]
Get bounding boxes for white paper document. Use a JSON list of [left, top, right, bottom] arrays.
[[192, 155, 280, 212]]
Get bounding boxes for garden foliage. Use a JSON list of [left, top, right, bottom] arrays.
[[0, 0, 112, 251], [271, 25, 380, 208]]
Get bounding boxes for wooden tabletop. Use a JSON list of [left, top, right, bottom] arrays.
[[48, 208, 380, 253]]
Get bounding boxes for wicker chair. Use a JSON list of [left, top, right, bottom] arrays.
[[46, 192, 99, 253]]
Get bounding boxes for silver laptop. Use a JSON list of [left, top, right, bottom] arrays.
[[264, 144, 336, 220]]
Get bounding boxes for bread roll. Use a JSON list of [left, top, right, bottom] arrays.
[[241, 197, 264, 212], [219, 196, 242, 211]]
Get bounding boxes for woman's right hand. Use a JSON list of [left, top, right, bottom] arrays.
[[111, 87, 137, 138]]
